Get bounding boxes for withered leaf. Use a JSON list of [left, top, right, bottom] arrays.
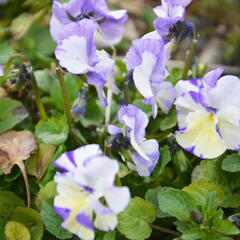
[[0, 130, 37, 174]]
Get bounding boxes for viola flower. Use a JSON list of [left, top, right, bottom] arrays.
[[153, 0, 192, 37], [126, 38, 176, 118], [55, 19, 99, 74], [175, 69, 240, 159], [175, 68, 224, 97], [108, 105, 160, 177], [53, 144, 130, 240], [50, 0, 128, 47], [55, 19, 120, 106]]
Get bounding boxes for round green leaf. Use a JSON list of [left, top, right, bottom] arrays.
[[222, 154, 240, 173], [0, 191, 25, 240], [11, 207, 43, 240], [35, 116, 69, 145], [157, 187, 197, 221], [117, 197, 156, 240], [183, 182, 224, 207], [5, 221, 30, 240]]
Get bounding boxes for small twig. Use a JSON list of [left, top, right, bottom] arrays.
[[181, 33, 198, 80], [18, 162, 31, 208], [30, 72, 47, 120], [151, 224, 181, 237], [56, 67, 72, 129]]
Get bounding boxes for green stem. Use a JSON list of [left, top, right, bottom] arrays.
[[18, 162, 31, 208], [181, 35, 198, 80], [30, 72, 47, 120], [56, 68, 72, 129], [151, 224, 180, 237]]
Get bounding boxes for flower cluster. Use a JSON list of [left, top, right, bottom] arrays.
[[50, 0, 128, 48], [53, 144, 130, 240], [175, 69, 240, 159], [108, 105, 160, 177], [50, 0, 240, 239]]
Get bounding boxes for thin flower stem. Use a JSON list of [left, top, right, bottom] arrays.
[[56, 68, 72, 129], [30, 72, 47, 120], [181, 34, 198, 80], [18, 162, 31, 208], [105, 89, 113, 126], [105, 46, 117, 126], [151, 224, 181, 237]]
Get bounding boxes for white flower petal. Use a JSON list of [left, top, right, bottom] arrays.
[[133, 52, 156, 98], [94, 214, 118, 232], [104, 186, 130, 214], [55, 36, 93, 74], [176, 109, 226, 159], [217, 106, 240, 150]]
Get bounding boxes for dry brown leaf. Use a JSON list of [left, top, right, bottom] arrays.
[[0, 130, 37, 174]]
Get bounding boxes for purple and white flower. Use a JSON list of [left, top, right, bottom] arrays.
[[126, 38, 176, 118], [55, 19, 120, 106], [175, 69, 240, 159], [50, 0, 128, 47], [108, 105, 160, 177], [53, 144, 130, 240], [153, 0, 192, 37]]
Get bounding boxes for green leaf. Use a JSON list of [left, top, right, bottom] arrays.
[[5, 221, 31, 240], [158, 145, 172, 175], [117, 197, 156, 240], [0, 42, 15, 64], [132, 99, 152, 117], [166, 68, 182, 85], [80, 99, 104, 127], [221, 193, 240, 208], [35, 116, 69, 145], [0, 191, 25, 240], [145, 187, 170, 218], [40, 199, 72, 239], [36, 181, 56, 209], [222, 153, 240, 172], [35, 69, 56, 93], [173, 150, 190, 173], [10, 13, 33, 39], [40, 145, 66, 186], [50, 73, 79, 110], [159, 110, 177, 131], [96, 231, 116, 240], [11, 207, 43, 240], [26, 144, 56, 180], [183, 182, 224, 207], [157, 187, 197, 221], [214, 220, 240, 235], [181, 228, 204, 240], [0, 98, 28, 134]]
